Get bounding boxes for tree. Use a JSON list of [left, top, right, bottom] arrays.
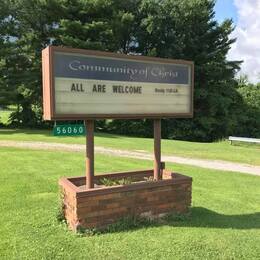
[[133, 0, 242, 141], [0, 0, 18, 108], [108, 0, 242, 141], [234, 78, 260, 138], [0, 0, 61, 126], [1, 0, 249, 142], [1, 0, 141, 126]]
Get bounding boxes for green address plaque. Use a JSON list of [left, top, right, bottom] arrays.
[[53, 124, 86, 136]]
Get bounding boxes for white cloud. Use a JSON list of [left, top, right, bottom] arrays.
[[228, 0, 260, 83]]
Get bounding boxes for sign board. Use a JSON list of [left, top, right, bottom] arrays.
[[53, 124, 85, 136], [42, 46, 194, 120]]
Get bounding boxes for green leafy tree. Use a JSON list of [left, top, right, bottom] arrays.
[[234, 77, 260, 137], [3, 0, 256, 142], [0, 0, 61, 126], [135, 0, 242, 141], [1, 0, 140, 126], [108, 0, 243, 141], [0, 0, 17, 108]]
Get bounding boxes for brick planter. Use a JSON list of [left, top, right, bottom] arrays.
[[59, 170, 192, 231]]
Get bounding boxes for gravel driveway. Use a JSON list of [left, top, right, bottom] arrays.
[[0, 140, 259, 176]]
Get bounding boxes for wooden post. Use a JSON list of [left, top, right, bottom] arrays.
[[85, 120, 94, 189], [154, 119, 161, 180]]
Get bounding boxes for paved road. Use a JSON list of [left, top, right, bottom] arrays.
[[0, 140, 259, 176]]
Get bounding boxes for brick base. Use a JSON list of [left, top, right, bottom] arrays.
[[59, 170, 192, 231]]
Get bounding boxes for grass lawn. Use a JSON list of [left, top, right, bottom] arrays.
[[0, 128, 260, 165], [0, 147, 259, 259], [0, 106, 16, 125], [0, 110, 12, 125]]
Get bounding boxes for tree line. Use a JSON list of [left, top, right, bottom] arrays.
[[0, 0, 259, 141]]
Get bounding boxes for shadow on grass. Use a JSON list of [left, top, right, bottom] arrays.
[[231, 142, 260, 149], [175, 207, 260, 229], [77, 207, 260, 236]]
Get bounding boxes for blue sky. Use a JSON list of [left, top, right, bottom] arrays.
[[214, 0, 260, 83], [214, 0, 237, 24]]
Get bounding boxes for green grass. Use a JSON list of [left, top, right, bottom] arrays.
[[0, 147, 259, 259], [0, 106, 16, 125], [0, 110, 12, 125], [0, 128, 260, 165]]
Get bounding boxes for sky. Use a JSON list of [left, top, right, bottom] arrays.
[[214, 0, 260, 83]]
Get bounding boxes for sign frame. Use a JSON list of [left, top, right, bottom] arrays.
[[42, 46, 194, 120]]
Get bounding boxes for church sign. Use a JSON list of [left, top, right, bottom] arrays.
[[42, 46, 194, 120]]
